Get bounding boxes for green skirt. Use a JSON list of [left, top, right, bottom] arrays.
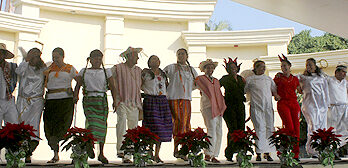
[[83, 96, 108, 143]]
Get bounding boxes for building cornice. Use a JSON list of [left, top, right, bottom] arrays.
[[261, 49, 348, 70], [182, 28, 294, 47], [12, 0, 216, 21], [0, 11, 48, 34]]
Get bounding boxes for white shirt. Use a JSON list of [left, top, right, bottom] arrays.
[[327, 76, 348, 105], [141, 72, 167, 96], [46, 66, 77, 100], [245, 74, 277, 110], [164, 63, 198, 100], [78, 68, 112, 97], [16, 61, 46, 98], [0, 69, 6, 100]]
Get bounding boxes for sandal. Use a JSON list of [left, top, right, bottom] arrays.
[[154, 156, 164, 163], [47, 157, 59, 163], [204, 155, 212, 162], [123, 159, 132, 163], [211, 157, 220, 163], [98, 155, 109, 164], [117, 153, 124, 158]]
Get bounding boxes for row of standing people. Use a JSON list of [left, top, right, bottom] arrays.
[[1, 43, 347, 164]]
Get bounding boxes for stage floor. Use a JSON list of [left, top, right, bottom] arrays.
[[1, 158, 348, 167]]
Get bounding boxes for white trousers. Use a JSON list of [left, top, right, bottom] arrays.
[[201, 108, 222, 157], [0, 97, 18, 126], [328, 104, 348, 147], [116, 103, 139, 158], [17, 97, 44, 139], [250, 106, 275, 153]]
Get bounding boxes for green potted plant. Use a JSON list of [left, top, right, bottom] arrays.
[[61, 127, 96, 168], [176, 127, 211, 168], [230, 127, 258, 168], [0, 122, 38, 168], [121, 126, 160, 167]]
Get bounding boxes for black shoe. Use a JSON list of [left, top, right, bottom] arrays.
[[227, 158, 233, 162], [295, 158, 300, 162], [264, 155, 273, 161], [312, 155, 318, 158], [256, 155, 261, 161], [98, 155, 109, 164], [25, 156, 31, 163], [335, 155, 342, 160], [117, 153, 124, 158]]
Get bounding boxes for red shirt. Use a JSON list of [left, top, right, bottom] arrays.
[[274, 73, 299, 101]]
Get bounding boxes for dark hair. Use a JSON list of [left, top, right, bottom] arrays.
[[335, 65, 347, 73], [52, 47, 64, 57], [252, 60, 265, 74], [28, 48, 45, 70], [226, 62, 241, 73], [176, 48, 188, 56], [144, 55, 167, 80], [281, 60, 292, 66], [305, 58, 322, 76], [90, 49, 103, 58]]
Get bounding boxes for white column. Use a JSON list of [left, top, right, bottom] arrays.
[[188, 45, 207, 67], [188, 20, 205, 32], [267, 43, 288, 57], [104, 15, 125, 67]]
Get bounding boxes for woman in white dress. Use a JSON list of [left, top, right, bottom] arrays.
[[16, 48, 46, 163], [244, 60, 279, 161], [299, 58, 330, 156]]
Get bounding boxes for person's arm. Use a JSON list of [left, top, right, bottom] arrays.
[[271, 78, 280, 101], [15, 61, 29, 77], [73, 75, 82, 104], [111, 66, 119, 112], [108, 76, 117, 111]]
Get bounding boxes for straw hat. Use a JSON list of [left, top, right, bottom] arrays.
[[199, 59, 218, 72], [120, 46, 143, 59], [0, 43, 14, 59]]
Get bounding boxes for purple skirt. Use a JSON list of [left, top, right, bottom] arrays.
[[142, 94, 173, 142]]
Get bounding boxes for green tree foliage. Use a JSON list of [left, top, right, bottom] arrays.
[[288, 30, 348, 54], [205, 20, 233, 31]]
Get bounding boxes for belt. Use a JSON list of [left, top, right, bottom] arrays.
[[47, 88, 73, 94]]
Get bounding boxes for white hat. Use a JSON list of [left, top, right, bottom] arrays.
[[199, 59, 218, 72], [0, 43, 14, 59]]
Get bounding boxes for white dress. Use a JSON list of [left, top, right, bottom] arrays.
[[299, 74, 330, 155], [16, 61, 46, 138], [245, 74, 276, 153], [327, 76, 348, 147]]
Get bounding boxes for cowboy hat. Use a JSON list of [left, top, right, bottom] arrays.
[[119, 46, 143, 58], [199, 59, 218, 72], [0, 43, 15, 59]]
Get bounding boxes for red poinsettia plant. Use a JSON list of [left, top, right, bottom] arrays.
[[311, 127, 341, 167], [231, 126, 258, 154], [269, 128, 299, 167], [121, 126, 160, 155], [311, 127, 341, 152], [269, 128, 298, 152], [0, 122, 38, 152], [61, 127, 97, 152], [176, 127, 211, 155]]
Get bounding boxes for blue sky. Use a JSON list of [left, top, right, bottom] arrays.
[[211, 0, 325, 36]]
